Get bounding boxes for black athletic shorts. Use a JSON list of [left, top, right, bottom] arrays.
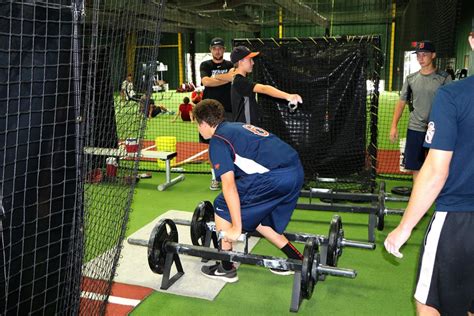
[[414, 211, 474, 314], [404, 129, 428, 171]]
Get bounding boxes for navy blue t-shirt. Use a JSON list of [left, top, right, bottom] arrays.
[[424, 76, 474, 211], [209, 122, 300, 180]]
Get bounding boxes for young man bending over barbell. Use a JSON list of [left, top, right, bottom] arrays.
[[193, 99, 304, 282]]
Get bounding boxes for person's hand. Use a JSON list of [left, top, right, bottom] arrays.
[[384, 225, 412, 258], [389, 126, 399, 143], [287, 94, 303, 105], [223, 226, 242, 243]]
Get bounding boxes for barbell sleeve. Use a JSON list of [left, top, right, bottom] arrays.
[[128, 238, 148, 247], [340, 239, 376, 250], [317, 265, 357, 278], [385, 208, 405, 215]]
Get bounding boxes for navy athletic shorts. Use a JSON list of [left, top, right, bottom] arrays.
[[414, 211, 474, 314], [213, 163, 304, 234], [403, 129, 428, 171]]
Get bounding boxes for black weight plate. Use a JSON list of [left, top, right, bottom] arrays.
[[391, 186, 412, 196], [191, 201, 214, 246], [377, 182, 386, 231], [148, 219, 178, 274], [301, 238, 317, 299], [326, 215, 343, 266]]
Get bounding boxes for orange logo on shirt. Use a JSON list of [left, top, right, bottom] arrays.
[[214, 163, 220, 170]]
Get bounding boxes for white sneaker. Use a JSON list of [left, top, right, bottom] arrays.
[[210, 179, 221, 191]]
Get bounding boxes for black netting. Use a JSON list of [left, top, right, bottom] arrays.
[[0, 0, 165, 314], [234, 36, 382, 192], [0, 1, 80, 314]]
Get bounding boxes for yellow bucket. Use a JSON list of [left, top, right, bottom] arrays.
[[155, 136, 176, 169]]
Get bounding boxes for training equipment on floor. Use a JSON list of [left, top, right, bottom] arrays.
[[146, 219, 356, 313], [297, 181, 406, 242], [147, 201, 375, 268]]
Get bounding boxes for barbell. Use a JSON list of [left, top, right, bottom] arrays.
[[161, 201, 375, 267], [297, 182, 405, 234], [146, 219, 356, 312]]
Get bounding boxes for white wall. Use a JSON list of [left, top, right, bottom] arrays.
[[186, 52, 231, 87]]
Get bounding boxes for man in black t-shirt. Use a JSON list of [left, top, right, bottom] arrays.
[[200, 37, 235, 121], [200, 37, 235, 190], [230, 46, 302, 125]]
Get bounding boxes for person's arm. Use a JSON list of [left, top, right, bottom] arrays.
[[172, 110, 181, 122], [201, 69, 235, 87], [384, 149, 452, 257], [220, 171, 242, 242], [253, 84, 302, 104], [390, 78, 410, 143], [189, 109, 194, 122], [389, 99, 407, 142]]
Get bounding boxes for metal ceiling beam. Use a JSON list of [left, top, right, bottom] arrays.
[[171, 0, 273, 10], [273, 0, 329, 28], [163, 6, 260, 32], [174, 0, 217, 7]]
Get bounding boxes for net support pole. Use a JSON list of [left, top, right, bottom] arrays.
[[189, 31, 196, 85], [70, 1, 86, 312], [278, 7, 283, 38], [388, 0, 396, 92], [329, 0, 335, 36], [178, 32, 184, 86], [126, 31, 137, 77]]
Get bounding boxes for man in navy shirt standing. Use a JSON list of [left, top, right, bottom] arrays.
[[385, 32, 474, 315], [193, 99, 305, 283]]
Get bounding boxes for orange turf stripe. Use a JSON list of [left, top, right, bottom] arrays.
[[110, 283, 153, 301]]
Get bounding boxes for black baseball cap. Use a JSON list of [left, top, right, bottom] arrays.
[[210, 37, 225, 47], [230, 46, 260, 64], [413, 40, 436, 53]]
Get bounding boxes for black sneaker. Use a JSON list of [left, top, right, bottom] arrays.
[[201, 262, 238, 283], [269, 268, 295, 276]]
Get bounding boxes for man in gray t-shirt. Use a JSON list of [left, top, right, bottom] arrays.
[[390, 40, 451, 182]]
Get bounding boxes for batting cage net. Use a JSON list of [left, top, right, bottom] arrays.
[[234, 36, 382, 192], [0, 0, 164, 314]]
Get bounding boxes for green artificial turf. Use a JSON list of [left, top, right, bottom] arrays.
[[126, 174, 424, 315], [377, 91, 411, 150]]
